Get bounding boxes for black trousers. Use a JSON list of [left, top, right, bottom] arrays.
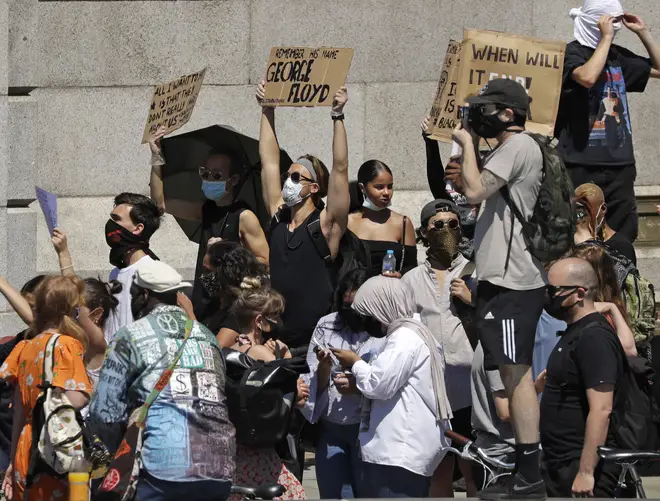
[[566, 163, 638, 242], [542, 458, 635, 498]]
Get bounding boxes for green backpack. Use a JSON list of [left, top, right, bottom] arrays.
[[500, 133, 577, 263], [622, 269, 656, 345]]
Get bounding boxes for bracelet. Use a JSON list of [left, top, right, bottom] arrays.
[[60, 265, 73, 272], [150, 152, 165, 167], [331, 109, 344, 119], [331, 114, 345, 121]]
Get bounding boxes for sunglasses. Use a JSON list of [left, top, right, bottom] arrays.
[[546, 284, 586, 297], [198, 167, 225, 182], [430, 219, 460, 230], [282, 171, 314, 184]]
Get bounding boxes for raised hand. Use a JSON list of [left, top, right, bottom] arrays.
[[51, 228, 69, 255], [597, 14, 616, 39], [623, 13, 647, 34], [332, 86, 348, 115], [149, 126, 168, 155], [421, 116, 432, 136], [255, 78, 266, 106]]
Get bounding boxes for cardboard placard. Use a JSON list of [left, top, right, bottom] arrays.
[[429, 40, 463, 142], [35, 187, 58, 236], [263, 47, 354, 107], [141, 68, 207, 144], [456, 29, 566, 136]]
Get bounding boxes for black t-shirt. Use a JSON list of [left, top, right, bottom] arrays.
[[605, 231, 637, 265], [555, 41, 651, 167], [269, 209, 334, 349], [192, 200, 249, 324], [540, 312, 624, 464]]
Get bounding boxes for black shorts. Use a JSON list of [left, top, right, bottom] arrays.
[[476, 281, 545, 370]]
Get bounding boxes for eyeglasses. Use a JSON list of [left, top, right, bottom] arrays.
[[430, 219, 460, 230], [281, 171, 314, 184], [546, 284, 587, 297], [199, 167, 225, 182]]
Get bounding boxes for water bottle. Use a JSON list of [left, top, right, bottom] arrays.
[[382, 250, 396, 274], [68, 449, 90, 501]]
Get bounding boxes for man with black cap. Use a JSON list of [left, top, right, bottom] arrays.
[[452, 78, 547, 500], [402, 197, 477, 497]]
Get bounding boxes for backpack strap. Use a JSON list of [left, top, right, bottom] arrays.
[[136, 318, 194, 427], [41, 333, 61, 388], [499, 186, 528, 273], [306, 213, 333, 266]]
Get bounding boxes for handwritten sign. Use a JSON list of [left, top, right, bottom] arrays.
[[35, 187, 58, 236], [456, 29, 566, 136], [429, 40, 463, 143], [263, 47, 354, 107], [141, 68, 207, 144]]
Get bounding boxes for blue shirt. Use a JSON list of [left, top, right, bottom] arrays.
[[89, 305, 236, 483]]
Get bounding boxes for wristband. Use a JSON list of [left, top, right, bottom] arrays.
[[150, 152, 165, 167], [331, 109, 345, 119], [60, 265, 73, 272], [331, 114, 345, 121]]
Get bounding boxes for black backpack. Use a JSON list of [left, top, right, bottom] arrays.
[[500, 133, 576, 264], [451, 261, 479, 350], [269, 207, 371, 287], [569, 321, 659, 451], [222, 349, 308, 447]]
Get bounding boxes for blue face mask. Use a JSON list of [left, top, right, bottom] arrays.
[[202, 180, 228, 201]]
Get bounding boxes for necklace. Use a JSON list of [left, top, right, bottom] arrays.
[[285, 222, 304, 250]]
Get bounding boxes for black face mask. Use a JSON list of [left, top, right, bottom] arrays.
[[105, 219, 158, 269], [364, 316, 386, 338], [199, 271, 221, 297], [544, 288, 579, 321], [338, 303, 365, 333], [468, 106, 512, 139]]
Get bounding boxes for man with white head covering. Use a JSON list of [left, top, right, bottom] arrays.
[[555, 0, 660, 242]]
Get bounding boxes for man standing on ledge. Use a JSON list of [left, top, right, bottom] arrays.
[[453, 79, 546, 500], [555, 0, 660, 241]]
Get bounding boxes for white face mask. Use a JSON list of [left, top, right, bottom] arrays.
[[362, 196, 391, 212], [282, 178, 309, 208]]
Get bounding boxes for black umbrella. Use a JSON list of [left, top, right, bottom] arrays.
[[160, 125, 293, 243]]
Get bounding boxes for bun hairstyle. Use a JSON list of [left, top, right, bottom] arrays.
[[299, 154, 329, 206], [232, 283, 285, 332], [83, 277, 122, 329], [207, 242, 270, 305], [31, 275, 88, 350]]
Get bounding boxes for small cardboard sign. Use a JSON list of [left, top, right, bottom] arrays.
[[141, 68, 207, 144], [456, 29, 566, 136], [429, 40, 463, 142], [263, 47, 354, 107], [35, 187, 58, 236]]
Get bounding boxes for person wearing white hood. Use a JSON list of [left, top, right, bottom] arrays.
[[555, 0, 660, 243]]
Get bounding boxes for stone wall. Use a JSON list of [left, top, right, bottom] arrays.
[[2, 0, 660, 329]]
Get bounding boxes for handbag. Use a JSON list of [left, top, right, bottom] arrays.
[[96, 318, 194, 501]]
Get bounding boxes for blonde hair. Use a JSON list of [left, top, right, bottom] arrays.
[[232, 284, 285, 331], [30, 275, 89, 350]]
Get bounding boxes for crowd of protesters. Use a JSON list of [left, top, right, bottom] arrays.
[[0, 0, 659, 500]]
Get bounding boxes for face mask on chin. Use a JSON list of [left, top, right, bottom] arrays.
[[282, 178, 311, 208], [361, 192, 391, 212]]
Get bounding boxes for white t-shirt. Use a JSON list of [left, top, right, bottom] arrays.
[[103, 255, 155, 343]]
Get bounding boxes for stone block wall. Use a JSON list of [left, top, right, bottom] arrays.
[[1, 0, 660, 330]]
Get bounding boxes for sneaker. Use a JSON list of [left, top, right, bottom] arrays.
[[479, 472, 547, 500]]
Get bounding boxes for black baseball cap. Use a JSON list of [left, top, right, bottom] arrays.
[[420, 198, 460, 227], [466, 78, 531, 111]]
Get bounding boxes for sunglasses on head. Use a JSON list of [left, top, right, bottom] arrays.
[[282, 171, 314, 184], [199, 167, 225, 182], [430, 219, 459, 230]]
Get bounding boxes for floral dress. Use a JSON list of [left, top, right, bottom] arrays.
[[0, 331, 91, 501]]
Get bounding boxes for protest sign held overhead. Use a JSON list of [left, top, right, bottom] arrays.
[[263, 47, 354, 106], [142, 68, 207, 144], [35, 187, 58, 236], [456, 29, 566, 136], [429, 40, 463, 142]]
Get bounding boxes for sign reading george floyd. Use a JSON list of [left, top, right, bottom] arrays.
[[429, 40, 463, 142], [142, 68, 207, 144], [263, 47, 354, 106], [456, 29, 566, 136]]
